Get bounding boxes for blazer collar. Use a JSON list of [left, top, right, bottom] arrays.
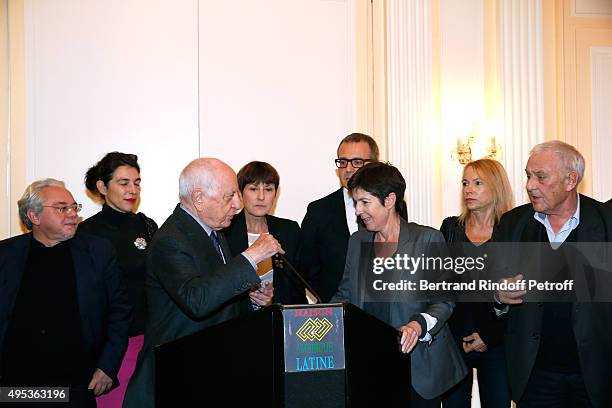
[[520, 194, 608, 242], [173, 204, 208, 237], [398, 218, 414, 248], [231, 210, 250, 250], [173, 204, 229, 263], [5, 234, 32, 293], [332, 188, 351, 238], [573, 194, 609, 241]]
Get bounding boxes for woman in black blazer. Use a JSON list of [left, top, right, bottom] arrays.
[[441, 158, 514, 408], [223, 161, 306, 305]]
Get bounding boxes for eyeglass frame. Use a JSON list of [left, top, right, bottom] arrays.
[[334, 158, 373, 169], [41, 203, 83, 215]]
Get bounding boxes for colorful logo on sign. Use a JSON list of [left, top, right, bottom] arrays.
[[283, 306, 345, 373], [295, 317, 334, 342]]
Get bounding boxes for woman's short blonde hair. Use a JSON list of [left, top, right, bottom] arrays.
[[458, 159, 514, 225]]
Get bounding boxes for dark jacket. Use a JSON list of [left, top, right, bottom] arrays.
[[300, 188, 350, 302], [223, 210, 306, 304], [492, 195, 612, 407], [331, 218, 468, 399], [123, 205, 260, 408], [0, 232, 131, 388]]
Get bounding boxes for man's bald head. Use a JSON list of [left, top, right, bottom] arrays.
[[178, 158, 242, 230], [179, 158, 235, 201]]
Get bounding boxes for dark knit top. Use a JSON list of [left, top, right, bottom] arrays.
[[440, 216, 506, 348], [1, 239, 93, 386], [78, 205, 157, 336]]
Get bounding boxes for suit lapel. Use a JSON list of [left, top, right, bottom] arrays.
[[265, 215, 280, 266], [332, 188, 351, 239], [519, 195, 607, 242], [575, 195, 607, 242], [4, 234, 32, 316], [394, 220, 416, 304], [174, 205, 225, 267], [398, 219, 412, 248], [265, 214, 277, 237], [519, 208, 543, 242], [69, 235, 99, 348], [232, 211, 250, 253], [356, 232, 373, 307], [173, 206, 251, 316]]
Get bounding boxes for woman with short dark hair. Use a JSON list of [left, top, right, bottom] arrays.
[[333, 162, 467, 407], [223, 161, 305, 304], [79, 152, 157, 408]]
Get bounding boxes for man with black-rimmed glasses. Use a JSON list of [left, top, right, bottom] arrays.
[[300, 133, 379, 303], [0, 178, 131, 407]]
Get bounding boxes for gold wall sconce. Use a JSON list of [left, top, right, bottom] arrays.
[[451, 122, 501, 165]]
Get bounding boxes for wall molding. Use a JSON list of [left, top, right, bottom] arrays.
[[590, 46, 612, 201], [499, 0, 545, 205], [573, 0, 612, 17], [4, 0, 26, 238], [1, 0, 9, 238], [386, 0, 435, 226]]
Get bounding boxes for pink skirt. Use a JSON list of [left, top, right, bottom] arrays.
[[96, 334, 144, 408]]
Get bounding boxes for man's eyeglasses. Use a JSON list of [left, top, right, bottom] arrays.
[[334, 158, 372, 169], [42, 203, 82, 214]]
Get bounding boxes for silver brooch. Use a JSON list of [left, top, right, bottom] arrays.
[[134, 237, 148, 250]]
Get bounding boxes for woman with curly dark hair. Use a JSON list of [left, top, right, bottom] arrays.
[[79, 152, 157, 408]]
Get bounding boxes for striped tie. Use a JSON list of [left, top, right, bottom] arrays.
[[210, 231, 225, 263]]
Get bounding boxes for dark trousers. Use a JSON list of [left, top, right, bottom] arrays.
[[443, 345, 511, 408], [518, 368, 593, 408], [411, 385, 441, 408]]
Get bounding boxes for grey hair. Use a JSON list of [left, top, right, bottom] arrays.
[[530, 140, 585, 183], [178, 158, 221, 201], [18, 178, 66, 229]]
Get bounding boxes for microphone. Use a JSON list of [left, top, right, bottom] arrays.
[[273, 253, 323, 304]]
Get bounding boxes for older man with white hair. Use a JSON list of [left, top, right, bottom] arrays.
[[0, 178, 131, 407], [124, 158, 283, 408], [495, 140, 612, 407]]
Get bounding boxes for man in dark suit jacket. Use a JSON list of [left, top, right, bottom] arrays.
[[495, 141, 612, 407], [300, 133, 379, 302], [123, 158, 282, 408], [0, 179, 131, 406]]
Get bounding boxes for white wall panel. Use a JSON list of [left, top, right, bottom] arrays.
[[438, 0, 486, 224], [499, 0, 545, 206], [198, 0, 356, 224], [24, 0, 199, 225], [591, 47, 612, 202], [386, 0, 436, 227], [21, 0, 356, 229]]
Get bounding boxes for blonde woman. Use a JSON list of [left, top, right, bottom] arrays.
[[441, 159, 514, 408]]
